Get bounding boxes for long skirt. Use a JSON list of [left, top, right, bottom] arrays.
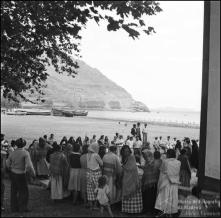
[[51, 176, 70, 200], [155, 183, 179, 214], [86, 169, 101, 201], [142, 183, 157, 212], [122, 189, 143, 214], [68, 168, 81, 191], [143, 133, 147, 145], [37, 158, 49, 176], [180, 170, 191, 187], [106, 176, 121, 204], [79, 168, 87, 200]]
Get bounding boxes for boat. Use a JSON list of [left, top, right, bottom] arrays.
[[72, 110, 88, 116], [15, 109, 51, 116], [51, 108, 74, 117], [6, 111, 27, 115]]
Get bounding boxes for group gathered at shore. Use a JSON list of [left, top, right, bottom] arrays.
[[1, 122, 206, 217]]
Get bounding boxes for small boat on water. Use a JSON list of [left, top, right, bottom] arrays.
[[6, 111, 27, 115]]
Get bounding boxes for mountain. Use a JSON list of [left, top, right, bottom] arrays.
[[23, 60, 150, 112]]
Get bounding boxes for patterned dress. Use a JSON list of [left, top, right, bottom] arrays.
[[121, 155, 143, 214]]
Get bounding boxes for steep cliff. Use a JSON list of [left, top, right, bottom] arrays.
[[24, 60, 150, 112]]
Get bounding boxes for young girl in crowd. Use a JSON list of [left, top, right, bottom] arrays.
[[95, 176, 113, 217]]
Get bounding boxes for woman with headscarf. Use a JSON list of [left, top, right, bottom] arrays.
[[68, 137, 75, 146], [86, 143, 103, 209], [76, 137, 83, 147], [83, 136, 90, 147], [121, 145, 143, 214], [178, 149, 191, 187], [60, 136, 68, 149], [49, 142, 70, 201], [155, 149, 181, 217], [68, 143, 81, 205], [34, 137, 51, 179], [142, 150, 161, 213], [102, 145, 122, 205]]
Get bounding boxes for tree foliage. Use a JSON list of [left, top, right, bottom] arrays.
[[1, 1, 162, 102]]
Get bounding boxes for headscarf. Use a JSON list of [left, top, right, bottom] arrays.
[[122, 154, 140, 199], [142, 150, 154, 165]]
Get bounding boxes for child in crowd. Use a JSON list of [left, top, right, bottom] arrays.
[[95, 176, 113, 217]]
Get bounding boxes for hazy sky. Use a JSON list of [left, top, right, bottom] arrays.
[[79, 1, 204, 111]]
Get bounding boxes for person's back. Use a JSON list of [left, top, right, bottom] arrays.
[[87, 152, 102, 171], [69, 152, 81, 169], [8, 148, 32, 174]]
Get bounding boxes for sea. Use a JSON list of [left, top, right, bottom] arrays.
[[87, 110, 201, 126]]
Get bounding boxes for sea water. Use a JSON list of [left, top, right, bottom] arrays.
[[87, 110, 201, 125]]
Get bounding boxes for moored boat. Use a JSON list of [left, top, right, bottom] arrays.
[[15, 109, 51, 116], [6, 111, 27, 115], [51, 108, 74, 117], [72, 110, 88, 116]]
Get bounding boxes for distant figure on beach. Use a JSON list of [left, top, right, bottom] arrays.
[[133, 136, 142, 156], [165, 136, 172, 149], [131, 124, 137, 138], [115, 135, 124, 156], [153, 137, 159, 151], [136, 122, 141, 140], [142, 123, 148, 146], [126, 136, 134, 150]]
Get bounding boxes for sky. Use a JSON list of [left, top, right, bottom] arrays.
[[79, 1, 204, 111]]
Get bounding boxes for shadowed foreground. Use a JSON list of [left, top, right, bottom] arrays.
[[1, 179, 154, 217]]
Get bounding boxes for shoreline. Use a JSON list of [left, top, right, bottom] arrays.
[[85, 115, 200, 129], [1, 113, 200, 129]]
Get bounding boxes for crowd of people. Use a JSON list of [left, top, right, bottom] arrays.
[[1, 122, 202, 217]]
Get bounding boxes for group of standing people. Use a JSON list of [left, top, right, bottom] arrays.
[[1, 126, 200, 216]]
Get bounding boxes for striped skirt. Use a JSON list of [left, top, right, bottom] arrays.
[[86, 169, 101, 201], [122, 189, 143, 214]]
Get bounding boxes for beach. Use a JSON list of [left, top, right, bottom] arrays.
[[1, 113, 200, 145]]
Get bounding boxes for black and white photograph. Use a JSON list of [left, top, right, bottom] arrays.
[[1, 1, 220, 217]]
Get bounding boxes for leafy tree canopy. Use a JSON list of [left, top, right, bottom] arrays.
[[1, 1, 162, 102]]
